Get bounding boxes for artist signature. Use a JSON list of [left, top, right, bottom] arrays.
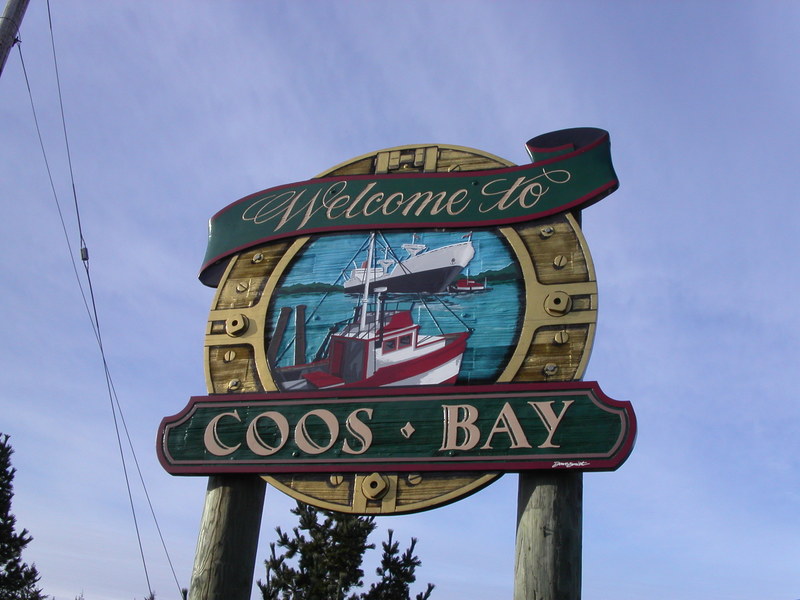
[[552, 461, 590, 469]]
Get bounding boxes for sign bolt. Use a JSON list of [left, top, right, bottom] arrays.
[[553, 254, 569, 269], [554, 330, 570, 345], [227, 379, 241, 391], [543, 363, 559, 376], [540, 226, 555, 238], [544, 291, 573, 316], [329, 475, 343, 487], [251, 252, 264, 264], [225, 314, 249, 337], [362, 473, 389, 500], [223, 350, 237, 362], [407, 473, 422, 486]]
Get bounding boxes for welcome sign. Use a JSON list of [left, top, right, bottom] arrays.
[[160, 128, 636, 514], [200, 128, 617, 286]]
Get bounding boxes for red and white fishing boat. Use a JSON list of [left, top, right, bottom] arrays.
[[276, 303, 469, 390], [449, 276, 490, 294], [275, 233, 471, 391]]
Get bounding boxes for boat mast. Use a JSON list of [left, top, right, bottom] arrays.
[[0, 0, 30, 79], [359, 232, 376, 329]]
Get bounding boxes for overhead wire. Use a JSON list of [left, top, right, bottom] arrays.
[[45, 0, 186, 593], [14, 3, 185, 596], [18, 39, 154, 596]]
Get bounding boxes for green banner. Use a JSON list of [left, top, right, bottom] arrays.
[[157, 382, 636, 474], [200, 128, 617, 285]]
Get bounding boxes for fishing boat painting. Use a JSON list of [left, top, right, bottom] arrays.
[[266, 230, 522, 391]]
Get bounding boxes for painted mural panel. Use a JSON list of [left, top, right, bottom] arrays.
[[265, 229, 523, 391]]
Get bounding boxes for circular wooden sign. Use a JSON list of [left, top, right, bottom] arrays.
[[203, 144, 597, 514]]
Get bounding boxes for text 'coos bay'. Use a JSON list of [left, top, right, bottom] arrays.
[[203, 400, 575, 458]]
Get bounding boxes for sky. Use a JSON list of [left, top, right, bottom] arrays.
[[1, 1, 799, 599]]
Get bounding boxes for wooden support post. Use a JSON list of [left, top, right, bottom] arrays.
[[189, 475, 267, 600], [514, 471, 583, 600]]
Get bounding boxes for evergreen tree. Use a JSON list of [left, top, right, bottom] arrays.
[[0, 433, 46, 600], [258, 502, 433, 600], [362, 532, 432, 600]]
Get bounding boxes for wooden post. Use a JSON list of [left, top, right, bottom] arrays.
[[0, 0, 30, 78], [189, 475, 267, 600], [514, 471, 583, 600]]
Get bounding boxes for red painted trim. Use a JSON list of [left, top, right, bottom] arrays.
[[526, 128, 609, 160], [159, 459, 622, 477], [525, 142, 574, 155]]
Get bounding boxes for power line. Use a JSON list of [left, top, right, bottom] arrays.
[[16, 36, 154, 599], [15, 3, 185, 596]]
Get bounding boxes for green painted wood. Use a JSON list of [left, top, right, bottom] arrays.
[[159, 383, 634, 474]]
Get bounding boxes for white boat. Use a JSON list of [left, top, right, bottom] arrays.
[[342, 233, 475, 295]]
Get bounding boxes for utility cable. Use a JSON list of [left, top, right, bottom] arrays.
[[42, 4, 153, 587], [16, 38, 154, 597], [17, 4, 186, 595]]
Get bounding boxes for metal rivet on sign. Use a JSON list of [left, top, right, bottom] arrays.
[[223, 350, 237, 362], [235, 281, 250, 293], [540, 226, 555, 238], [227, 379, 241, 391], [543, 363, 559, 376], [407, 473, 422, 486], [554, 330, 570, 345], [329, 475, 343, 487], [553, 255, 569, 269], [251, 253, 264, 264]]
